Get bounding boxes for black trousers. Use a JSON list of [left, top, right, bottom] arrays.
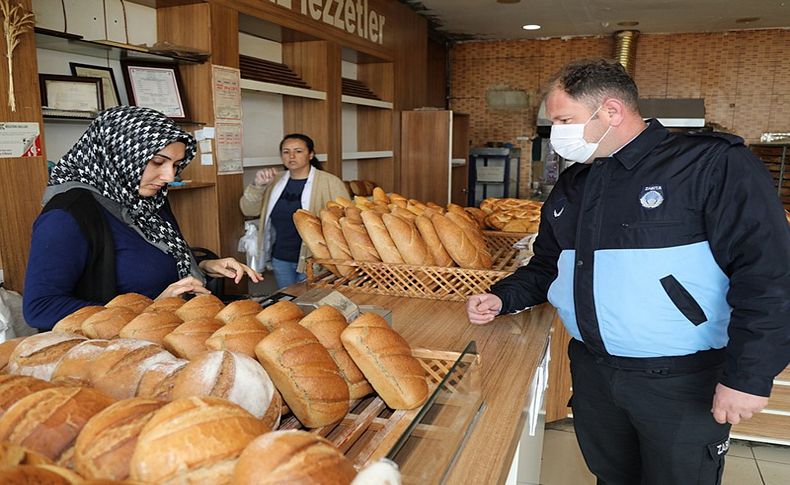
[[568, 339, 731, 485]]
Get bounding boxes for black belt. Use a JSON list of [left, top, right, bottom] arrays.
[[570, 338, 726, 374]]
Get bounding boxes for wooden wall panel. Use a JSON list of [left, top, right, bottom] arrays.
[[426, 38, 448, 108], [400, 110, 450, 203], [545, 315, 573, 423], [0, 0, 47, 291], [451, 113, 470, 205]]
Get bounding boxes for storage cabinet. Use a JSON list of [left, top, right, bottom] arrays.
[[399, 110, 470, 205], [750, 143, 790, 212]]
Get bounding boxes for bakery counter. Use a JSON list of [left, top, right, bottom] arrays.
[[284, 285, 555, 484]]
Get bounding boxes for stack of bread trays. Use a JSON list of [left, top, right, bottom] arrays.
[[0, 292, 430, 483]]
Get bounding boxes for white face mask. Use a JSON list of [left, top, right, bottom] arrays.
[[550, 106, 612, 163]]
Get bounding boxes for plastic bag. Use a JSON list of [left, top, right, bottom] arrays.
[[238, 221, 263, 272], [0, 287, 37, 342]]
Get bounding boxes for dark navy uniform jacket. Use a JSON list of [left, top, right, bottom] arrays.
[[491, 120, 790, 397]]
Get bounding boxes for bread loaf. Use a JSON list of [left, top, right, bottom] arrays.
[[74, 397, 165, 481], [52, 306, 104, 335], [293, 209, 340, 277], [82, 307, 138, 339], [382, 213, 433, 266], [90, 339, 176, 399], [232, 430, 357, 485], [205, 315, 270, 357], [502, 218, 539, 233], [372, 187, 388, 204], [254, 321, 349, 427], [162, 318, 223, 359], [0, 374, 54, 417], [174, 294, 225, 321], [0, 337, 24, 373], [50, 340, 110, 387], [320, 209, 354, 276], [7, 332, 86, 380], [464, 207, 488, 228], [426, 201, 445, 213], [341, 313, 428, 410], [105, 293, 152, 314], [0, 387, 114, 465], [135, 359, 188, 400], [431, 213, 492, 269], [118, 310, 182, 345], [255, 301, 304, 331], [0, 464, 81, 484], [299, 305, 372, 400], [447, 203, 476, 226], [214, 299, 262, 324], [0, 442, 53, 467], [142, 296, 185, 313], [335, 196, 354, 208], [172, 350, 279, 428], [340, 217, 381, 262], [129, 396, 269, 485], [344, 205, 363, 224], [445, 211, 491, 261], [360, 210, 404, 264], [414, 215, 454, 267], [391, 206, 417, 221]]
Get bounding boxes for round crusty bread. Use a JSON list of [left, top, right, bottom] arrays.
[[0, 441, 54, 467], [129, 396, 270, 485], [162, 318, 223, 359], [205, 315, 270, 357], [81, 307, 138, 340], [299, 306, 372, 400], [105, 293, 153, 314], [7, 332, 87, 381], [74, 397, 166, 481], [0, 337, 25, 373], [214, 299, 262, 324], [118, 311, 183, 345], [52, 306, 105, 335], [341, 312, 428, 410], [90, 340, 176, 400], [142, 296, 185, 313], [135, 359, 188, 400], [255, 301, 305, 331], [0, 387, 114, 466], [171, 350, 280, 428], [0, 374, 54, 418], [50, 340, 111, 387], [232, 430, 356, 485], [173, 294, 225, 322], [254, 321, 349, 428]]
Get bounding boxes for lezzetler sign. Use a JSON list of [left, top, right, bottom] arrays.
[[268, 0, 386, 45]]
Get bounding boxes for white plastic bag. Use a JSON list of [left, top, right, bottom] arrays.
[[0, 288, 37, 342], [238, 220, 263, 272]]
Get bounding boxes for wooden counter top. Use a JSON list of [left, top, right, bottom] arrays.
[[287, 286, 554, 484]]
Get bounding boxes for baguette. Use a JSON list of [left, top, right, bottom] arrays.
[[340, 217, 381, 262], [74, 397, 165, 481], [382, 213, 433, 266], [162, 318, 223, 359], [299, 306, 372, 399], [255, 301, 305, 331], [174, 294, 225, 321], [414, 215, 455, 267], [293, 209, 339, 276], [118, 310, 182, 345], [214, 299, 262, 324], [445, 211, 492, 260], [254, 321, 349, 427], [232, 430, 356, 485], [360, 210, 404, 264], [205, 315, 270, 357], [372, 187, 388, 204], [341, 313, 428, 410], [320, 209, 354, 276], [52, 306, 104, 335], [431, 213, 493, 269], [7, 332, 86, 381]]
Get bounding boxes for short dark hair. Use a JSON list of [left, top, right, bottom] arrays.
[[280, 133, 323, 170], [547, 58, 640, 111]]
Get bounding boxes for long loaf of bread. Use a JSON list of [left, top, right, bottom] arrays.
[[431, 213, 492, 269], [414, 215, 454, 267], [319, 209, 354, 276], [293, 209, 339, 276], [360, 210, 404, 264], [382, 213, 433, 266], [340, 217, 381, 262]]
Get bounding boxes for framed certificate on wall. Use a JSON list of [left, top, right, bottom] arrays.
[[39, 74, 104, 113], [121, 60, 189, 120], [69, 63, 122, 108]]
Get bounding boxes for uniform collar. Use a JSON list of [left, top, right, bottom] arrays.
[[608, 119, 669, 170]]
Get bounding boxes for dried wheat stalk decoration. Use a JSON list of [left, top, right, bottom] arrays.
[[0, 0, 35, 112]]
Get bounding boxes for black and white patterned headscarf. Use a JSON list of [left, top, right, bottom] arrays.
[[46, 106, 198, 279]]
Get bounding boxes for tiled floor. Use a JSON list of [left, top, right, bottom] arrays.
[[539, 419, 790, 485]]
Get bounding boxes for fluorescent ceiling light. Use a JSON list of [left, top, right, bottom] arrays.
[[522, 24, 541, 30]]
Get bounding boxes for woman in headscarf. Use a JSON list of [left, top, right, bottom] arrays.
[[23, 106, 261, 330]]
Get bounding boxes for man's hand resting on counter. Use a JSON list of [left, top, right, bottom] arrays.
[[466, 293, 503, 325], [711, 383, 769, 425], [199, 258, 263, 284]]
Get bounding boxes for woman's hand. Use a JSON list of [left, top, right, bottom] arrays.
[[199, 258, 263, 284], [157, 276, 210, 299], [254, 168, 278, 187]]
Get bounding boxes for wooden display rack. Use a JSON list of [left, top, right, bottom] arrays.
[[305, 232, 529, 302], [278, 347, 481, 474]]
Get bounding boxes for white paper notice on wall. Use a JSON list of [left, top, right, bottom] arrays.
[[199, 139, 213, 153], [0, 123, 42, 158], [201, 153, 214, 165], [203, 127, 216, 139]]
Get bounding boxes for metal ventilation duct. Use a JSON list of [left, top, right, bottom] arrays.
[[614, 30, 639, 75]]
